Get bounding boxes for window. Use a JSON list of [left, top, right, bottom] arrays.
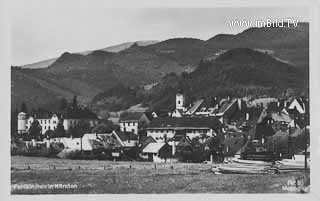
[[132, 129, 135, 132], [53, 121, 56, 124]]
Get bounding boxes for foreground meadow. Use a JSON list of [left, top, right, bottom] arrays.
[[11, 156, 309, 194]]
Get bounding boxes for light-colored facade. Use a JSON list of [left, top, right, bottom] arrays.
[[119, 120, 139, 134], [21, 113, 97, 135], [146, 127, 214, 142], [17, 112, 27, 134], [176, 93, 185, 110]]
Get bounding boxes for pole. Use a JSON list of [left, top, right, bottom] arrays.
[[304, 126, 307, 171]]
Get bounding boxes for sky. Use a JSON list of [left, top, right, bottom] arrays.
[[10, 0, 309, 65]]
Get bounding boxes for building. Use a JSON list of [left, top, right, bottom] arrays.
[[170, 92, 241, 124], [141, 142, 173, 162], [119, 112, 152, 134], [112, 130, 139, 148], [17, 112, 27, 134], [146, 116, 223, 142], [51, 133, 122, 151], [19, 109, 98, 135]]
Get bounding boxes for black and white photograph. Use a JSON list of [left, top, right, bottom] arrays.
[[4, 0, 320, 197]]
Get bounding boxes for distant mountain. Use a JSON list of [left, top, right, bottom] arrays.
[[20, 40, 159, 69], [21, 58, 57, 69], [12, 23, 309, 113], [92, 48, 308, 112], [100, 40, 159, 53]]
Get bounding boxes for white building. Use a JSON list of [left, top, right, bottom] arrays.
[[20, 111, 98, 135], [146, 117, 223, 142], [17, 112, 27, 134], [119, 120, 139, 134], [176, 92, 185, 110], [119, 112, 152, 135]]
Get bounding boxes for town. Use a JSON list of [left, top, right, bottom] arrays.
[[12, 91, 310, 166]]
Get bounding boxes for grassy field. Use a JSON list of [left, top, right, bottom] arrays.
[[11, 156, 309, 194]]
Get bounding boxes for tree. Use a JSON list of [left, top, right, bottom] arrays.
[[69, 120, 91, 138], [54, 119, 66, 137], [44, 129, 54, 139], [11, 108, 19, 135], [59, 98, 68, 111], [92, 121, 115, 134], [29, 120, 42, 140], [72, 95, 78, 109], [20, 101, 28, 113], [69, 120, 92, 151]]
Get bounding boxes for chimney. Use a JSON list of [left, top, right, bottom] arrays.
[[277, 101, 280, 107], [284, 101, 287, 108], [246, 113, 250, 121]]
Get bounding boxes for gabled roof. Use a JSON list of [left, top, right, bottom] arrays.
[[27, 108, 97, 120], [191, 98, 237, 116], [139, 135, 157, 150], [120, 112, 144, 122], [151, 110, 170, 118], [142, 142, 166, 153], [114, 131, 138, 141], [270, 112, 292, 123], [186, 99, 204, 114]]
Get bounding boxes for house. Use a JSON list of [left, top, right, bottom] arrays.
[[139, 135, 157, 150], [112, 131, 139, 148], [20, 108, 98, 135], [26, 113, 60, 135], [167, 135, 195, 162], [141, 142, 173, 162], [146, 116, 223, 142], [50, 133, 122, 151], [119, 112, 152, 134], [151, 110, 170, 118]]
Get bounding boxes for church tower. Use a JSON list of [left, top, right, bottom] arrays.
[[176, 91, 185, 110]]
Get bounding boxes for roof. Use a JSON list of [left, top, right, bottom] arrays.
[[139, 136, 156, 150], [120, 112, 151, 122], [147, 117, 223, 132], [114, 131, 138, 141], [27, 107, 97, 120], [186, 99, 204, 114], [120, 112, 143, 121], [270, 112, 292, 123], [142, 142, 166, 153], [190, 98, 237, 116], [288, 98, 309, 114]]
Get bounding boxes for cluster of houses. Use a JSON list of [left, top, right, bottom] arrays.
[[16, 91, 310, 163]]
